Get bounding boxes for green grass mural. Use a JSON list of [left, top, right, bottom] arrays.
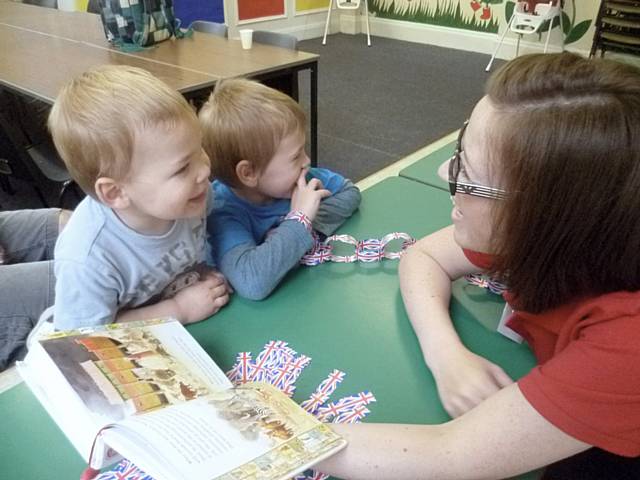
[[369, 0, 591, 43], [369, 0, 502, 33]]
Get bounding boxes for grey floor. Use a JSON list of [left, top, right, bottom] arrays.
[[298, 33, 499, 181], [1, 33, 499, 209]]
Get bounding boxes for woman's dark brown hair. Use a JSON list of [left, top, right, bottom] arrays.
[[486, 52, 640, 313]]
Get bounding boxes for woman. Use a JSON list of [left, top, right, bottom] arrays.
[[318, 53, 640, 478]]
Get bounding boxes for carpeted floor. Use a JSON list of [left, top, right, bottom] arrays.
[[1, 33, 499, 209], [298, 33, 500, 182]]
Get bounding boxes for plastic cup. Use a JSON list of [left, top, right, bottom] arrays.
[[239, 29, 253, 50], [57, 0, 76, 11]]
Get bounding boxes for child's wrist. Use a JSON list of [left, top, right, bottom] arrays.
[[284, 210, 313, 233]]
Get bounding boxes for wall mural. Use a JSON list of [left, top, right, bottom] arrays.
[[369, 0, 592, 43], [369, 0, 503, 33]]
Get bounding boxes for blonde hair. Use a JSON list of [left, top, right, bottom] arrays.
[[198, 78, 306, 188], [48, 65, 197, 197]]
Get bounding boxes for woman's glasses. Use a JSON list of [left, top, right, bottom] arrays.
[[448, 121, 508, 201]]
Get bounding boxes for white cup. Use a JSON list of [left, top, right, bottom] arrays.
[[57, 0, 76, 11], [239, 29, 253, 50]]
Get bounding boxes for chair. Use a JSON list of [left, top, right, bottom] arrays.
[[86, 0, 100, 14], [323, 0, 371, 46], [253, 31, 300, 101], [22, 0, 57, 8], [0, 103, 80, 208], [590, 0, 640, 58], [486, 1, 564, 72], [189, 20, 228, 38], [253, 30, 298, 50]]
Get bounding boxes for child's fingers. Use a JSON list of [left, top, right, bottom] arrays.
[[212, 292, 230, 307], [317, 188, 332, 199], [307, 178, 325, 190], [296, 169, 308, 188], [207, 273, 226, 285], [210, 284, 228, 298]]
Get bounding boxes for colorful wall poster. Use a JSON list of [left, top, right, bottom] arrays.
[[238, 0, 285, 21], [296, 0, 331, 13]]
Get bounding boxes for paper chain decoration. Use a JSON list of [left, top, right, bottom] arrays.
[[464, 273, 507, 295], [97, 340, 376, 480], [301, 232, 415, 266]]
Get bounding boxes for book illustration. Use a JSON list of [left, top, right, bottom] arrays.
[[97, 340, 375, 480], [37, 319, 223, 422]]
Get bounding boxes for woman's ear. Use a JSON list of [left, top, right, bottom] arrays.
[[235, 160, 259, 188], [94, 177, 130, 209]]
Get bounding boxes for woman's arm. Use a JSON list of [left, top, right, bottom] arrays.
[[399, 225, 513, 417], [318, 383, 591, 480]]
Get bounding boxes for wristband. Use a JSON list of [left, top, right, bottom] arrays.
[[284, 210, 313, 233]]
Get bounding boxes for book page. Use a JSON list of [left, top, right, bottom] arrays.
[[19, 318, 233, 465], [105, 383, 346, 480]]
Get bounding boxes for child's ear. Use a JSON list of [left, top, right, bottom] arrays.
[[94, 177, 130, 209], [235, 160, 259, 188]]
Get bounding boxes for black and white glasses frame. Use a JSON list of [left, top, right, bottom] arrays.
[[448, 121, 508, 201]]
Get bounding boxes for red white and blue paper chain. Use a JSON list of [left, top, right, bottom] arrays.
[[464, 273, 507, 295], [301, 232, 415, 266]]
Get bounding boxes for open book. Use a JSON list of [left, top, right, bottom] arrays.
[[17, 318, 346, 480]]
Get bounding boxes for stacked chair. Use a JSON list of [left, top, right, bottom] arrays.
[[590, 0, 640, 57]]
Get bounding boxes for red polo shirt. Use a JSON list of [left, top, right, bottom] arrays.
[[463, 248, 640, 457]]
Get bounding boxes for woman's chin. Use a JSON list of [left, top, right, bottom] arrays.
[[453, 226, 483, 252]]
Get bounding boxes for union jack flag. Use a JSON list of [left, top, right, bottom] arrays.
[[335, 406, 370, 424], [301, 370, 345, 413], [95, 459, 153, 480]]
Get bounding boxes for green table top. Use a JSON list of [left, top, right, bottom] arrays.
[[399, 140, 455, 191], [0, 177, 537, 480]]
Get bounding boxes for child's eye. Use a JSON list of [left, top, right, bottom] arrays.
[[174, 164, 189, 176]]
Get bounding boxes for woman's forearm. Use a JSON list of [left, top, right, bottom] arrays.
[[399, 226, 478, 368], [317, 384, 590, 480]]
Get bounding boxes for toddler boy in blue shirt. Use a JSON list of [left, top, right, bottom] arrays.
[[199, 79, 361, 300], [49, 66, 230, 330]]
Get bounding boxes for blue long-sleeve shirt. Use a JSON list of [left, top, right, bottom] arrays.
[[207, 168, 361, 300]]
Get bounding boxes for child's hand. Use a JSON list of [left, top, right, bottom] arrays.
[[202, 268, 234, 294], [173, 275, 230, 324], [290, 170, 331, 221]]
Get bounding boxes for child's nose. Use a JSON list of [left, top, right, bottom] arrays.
[[197, 160, 210, 183]]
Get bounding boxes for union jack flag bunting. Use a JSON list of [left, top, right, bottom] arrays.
[[300, 370, 345, 414], [334, 406, 371, 424], [316, 391, 376, 422], [95, 459, 152, 480]]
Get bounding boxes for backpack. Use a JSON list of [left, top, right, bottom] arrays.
[[97, 0, 185, 48]]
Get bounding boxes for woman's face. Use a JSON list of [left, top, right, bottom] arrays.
[[444, 96, 504, 253]]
